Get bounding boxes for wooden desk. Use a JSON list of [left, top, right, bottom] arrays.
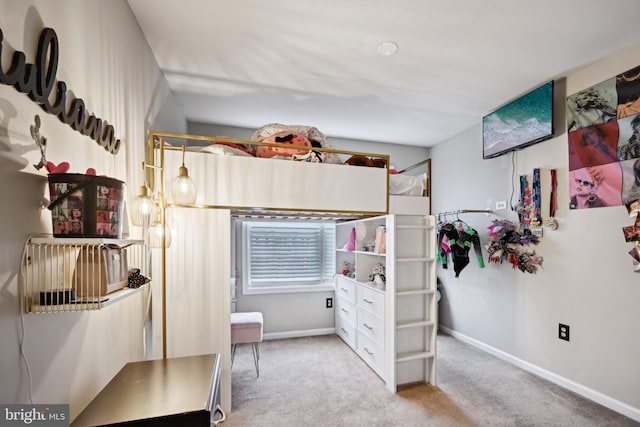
[[72, 354, 223, 426]]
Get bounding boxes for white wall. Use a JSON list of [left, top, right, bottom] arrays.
[[0, 0, 185, 421], [431, 43, 640, 420]]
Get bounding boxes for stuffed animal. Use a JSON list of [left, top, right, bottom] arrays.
[[251, 123, 343, 164], [344, 155, 387, 168], [342, 261, 353, 277], [344, 155, 371, 167], [255, 131, 312, 158], [368, 262, 386, 289], [292, 150, 324, 163], [370, 158, 387, 168]]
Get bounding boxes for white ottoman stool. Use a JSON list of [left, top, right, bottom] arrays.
[[230, 312, 264, 377]]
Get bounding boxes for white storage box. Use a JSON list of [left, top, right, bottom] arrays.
[[73, 244, 128, 297]]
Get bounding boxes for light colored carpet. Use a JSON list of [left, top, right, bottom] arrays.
[[226, 333, 638, 426]]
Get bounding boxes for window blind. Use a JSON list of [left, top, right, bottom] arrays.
[[244, 222, 335, 290]]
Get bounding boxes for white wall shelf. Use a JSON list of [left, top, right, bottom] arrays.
[[27, 285, 148, 313], [22, 236, 148, 313]]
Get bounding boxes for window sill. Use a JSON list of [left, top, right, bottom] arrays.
[[242, 283, 335, 296]]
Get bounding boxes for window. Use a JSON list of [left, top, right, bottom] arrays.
[[242, 221, 336, 294]]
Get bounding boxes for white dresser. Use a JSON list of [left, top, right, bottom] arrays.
[[354, 282, 386, 377], [335, 276, 357, 349]]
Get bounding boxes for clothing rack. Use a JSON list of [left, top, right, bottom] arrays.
[[437, 208, 492, 221]]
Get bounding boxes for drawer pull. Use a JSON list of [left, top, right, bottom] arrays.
[[341, 327, 348, 334], [341, 288, 349, 293], [212, 404, 226, 426], [363, 323, 373, 330], [364, 348, 374, 355], [341, 308, 349, 314], [363, 298, 373, 304]]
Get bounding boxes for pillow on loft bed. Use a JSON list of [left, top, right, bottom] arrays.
[[255, 131, 313, 159], [215, 141, 253, 155], [163, 139, 253, 156], [199, 142, 254, 157], [251, 123, 342, 164]]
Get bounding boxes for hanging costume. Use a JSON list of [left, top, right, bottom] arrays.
[[437, 221, 485, 277]]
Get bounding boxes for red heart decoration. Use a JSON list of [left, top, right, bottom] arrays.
[[46, 162, 70, 173], [86, 168, 96, 175]]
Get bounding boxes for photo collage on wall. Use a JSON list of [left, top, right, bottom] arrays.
[[566, 64, 640, 210]]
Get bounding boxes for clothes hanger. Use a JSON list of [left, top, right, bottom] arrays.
[[453, 212, 469, 230]]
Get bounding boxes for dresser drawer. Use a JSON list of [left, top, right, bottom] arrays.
[[335, 277, 356, 304], [357, 308, 384, 345], [336, 315, 356, 349], [357, 332, 385, 377], [335, 296, 357, 324], [356, 285, 385, 317]]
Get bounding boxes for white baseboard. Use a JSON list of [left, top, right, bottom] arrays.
[[439, 326, 640, 423], [263, 328, 335, 341]]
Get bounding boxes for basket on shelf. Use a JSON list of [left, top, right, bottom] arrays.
[[47, 173, 125, 238]]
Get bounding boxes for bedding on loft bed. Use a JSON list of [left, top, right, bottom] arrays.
[[193, 143, 426, 197], [149, 127, 430, 217]]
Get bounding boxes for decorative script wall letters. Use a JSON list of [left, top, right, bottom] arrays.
[[0, 27, 121, 154]]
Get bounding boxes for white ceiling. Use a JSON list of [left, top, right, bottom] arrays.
[[127, 0, 640, 147]]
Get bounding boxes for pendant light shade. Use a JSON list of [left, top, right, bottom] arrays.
[[130, 184, 158, 227], [172, 146, 197, 204], [146, 221, 172, 248], [131, 161, 159, 227]]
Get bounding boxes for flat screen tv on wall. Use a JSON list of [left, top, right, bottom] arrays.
[[482, 81, 555, 159]]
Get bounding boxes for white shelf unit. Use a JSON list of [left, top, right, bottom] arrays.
[[334, 214, 437, 392], [335, 216, 389, 385], [335, 215, 388, 283], [22, 237, 148, 313]]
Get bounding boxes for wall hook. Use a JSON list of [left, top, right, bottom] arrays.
[[30, 114, 47, 171]]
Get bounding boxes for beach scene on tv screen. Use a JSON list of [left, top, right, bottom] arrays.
[[483, 82, 553, 158]]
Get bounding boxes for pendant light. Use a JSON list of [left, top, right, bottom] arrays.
[[146, 221, 172, 248], [172, 145, 196, 204], [146, 196, 172, 248], [131, 162, 158, 227]]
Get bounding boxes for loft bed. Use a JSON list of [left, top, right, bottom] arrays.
[[143, 128, 432, 412], [147, 129, 431, 219]]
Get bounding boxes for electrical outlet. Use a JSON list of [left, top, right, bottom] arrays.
[[496, 200, 507, 210], [326, 297, 333, 308], [559, 323, 570, 341]]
